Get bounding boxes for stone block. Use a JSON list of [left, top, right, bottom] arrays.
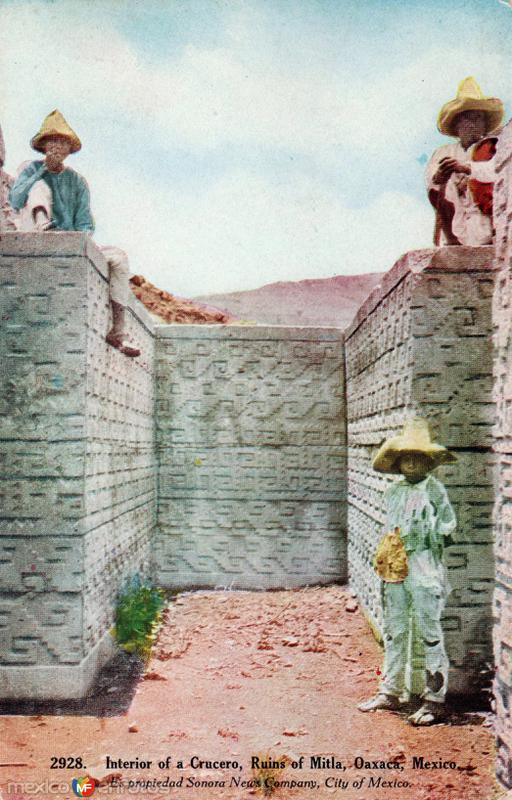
[[158, 445, 345, 501], [0, 592, 83, 665], [0, 537, 82, 593], [154, 498, 346, 590]]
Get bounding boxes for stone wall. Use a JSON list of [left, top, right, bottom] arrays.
[[0, 233, 155, 698], [492, 119, 512, 789], [345, 246, 497, 695], [0, 240, 347, 697], [82, 247, 156, 654], [154, 325, 346, 590]]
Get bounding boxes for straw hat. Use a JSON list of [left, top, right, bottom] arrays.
[[437, 77, 504, 137], [31, 110, 81, 154], [372, 418, 457, 475]]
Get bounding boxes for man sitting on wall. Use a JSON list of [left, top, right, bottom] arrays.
[[9, 110, 140, 358], [426, 77, 504, 246]]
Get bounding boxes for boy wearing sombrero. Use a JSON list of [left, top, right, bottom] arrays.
[[358, 418, 457, 725], [426, 77, 504, 246], [9, 110, 140, 357]]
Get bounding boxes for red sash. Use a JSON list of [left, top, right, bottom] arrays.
[[469, 137, 497, 216]]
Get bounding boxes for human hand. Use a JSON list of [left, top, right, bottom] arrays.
[[43, 135, 72, 173], [434, 158, 470, 184]]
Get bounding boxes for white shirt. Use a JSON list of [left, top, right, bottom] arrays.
[[425, 140, 497, 246], [384, 475, 456, 595]]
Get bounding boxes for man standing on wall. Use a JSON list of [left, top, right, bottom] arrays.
[[426, 77, 504, 246], [9, 110, 140, 358]]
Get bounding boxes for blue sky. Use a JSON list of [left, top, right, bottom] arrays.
[[1, 0, 511, 295]]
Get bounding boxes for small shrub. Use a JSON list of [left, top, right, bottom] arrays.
[[113, 575, 165, 660]]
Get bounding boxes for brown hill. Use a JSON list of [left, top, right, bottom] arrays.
[[194, 273, 384, 328], [130, 275, 236, 324]]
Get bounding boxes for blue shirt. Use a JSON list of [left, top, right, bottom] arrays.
[[9, 160, 94, 232]]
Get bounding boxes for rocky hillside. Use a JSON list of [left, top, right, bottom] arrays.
[[193, 273, 384, 328], [130, 275, 236, 324]]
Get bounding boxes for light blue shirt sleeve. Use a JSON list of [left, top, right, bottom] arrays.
[[9, 161, 47, 210], [427, 476, 457, 538], [384, 483, 400, 530], [73, 177, 94, 232]]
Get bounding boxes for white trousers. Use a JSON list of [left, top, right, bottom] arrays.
[[19, 179, 129, 306], [380, 579, 449, 703]]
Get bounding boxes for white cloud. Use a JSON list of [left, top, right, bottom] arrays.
[[87, 162, 433, 296]]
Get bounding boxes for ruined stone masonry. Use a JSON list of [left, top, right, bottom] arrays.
[[0, 234, 155, 698], [0, 233, 499, 703], [345, 246, 497, 695], [0, 234, 345, 698], [492, 118, 512, 790]]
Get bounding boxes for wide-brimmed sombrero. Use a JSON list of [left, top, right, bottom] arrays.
[[31, 109, 81, 154], [437, 77, 504, 137], [372, 418, 457, 475]]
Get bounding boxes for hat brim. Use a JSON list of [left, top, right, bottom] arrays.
[[438, 97, 504, 137], [373, 442, 457, 475], [31, 131, 81, 154]]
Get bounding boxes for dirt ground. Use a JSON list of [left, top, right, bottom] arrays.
[[0, 586, 505, 800]]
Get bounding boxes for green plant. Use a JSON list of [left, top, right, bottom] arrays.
[[113, 575, 165, 660]]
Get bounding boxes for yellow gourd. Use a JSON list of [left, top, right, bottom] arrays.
[[373, 526, 408, 583]]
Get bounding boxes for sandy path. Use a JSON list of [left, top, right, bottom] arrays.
[[0, 586, 501, 800]]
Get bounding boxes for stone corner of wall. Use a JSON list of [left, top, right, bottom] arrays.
[[345, 245, 498, 340], [154, 322, 345, 342], [344, 248, 434, 338], [427, 244, 496, 273], [0, 230, 90, 258], [497, 118, 512, 167], [127, 293, 156, 335], [0, 231, 156, 337]]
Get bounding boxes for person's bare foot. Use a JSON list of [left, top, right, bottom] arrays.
[[357, 693, 400, 712], [105, 331, 141, 358], [408, 700, 446, 726]]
